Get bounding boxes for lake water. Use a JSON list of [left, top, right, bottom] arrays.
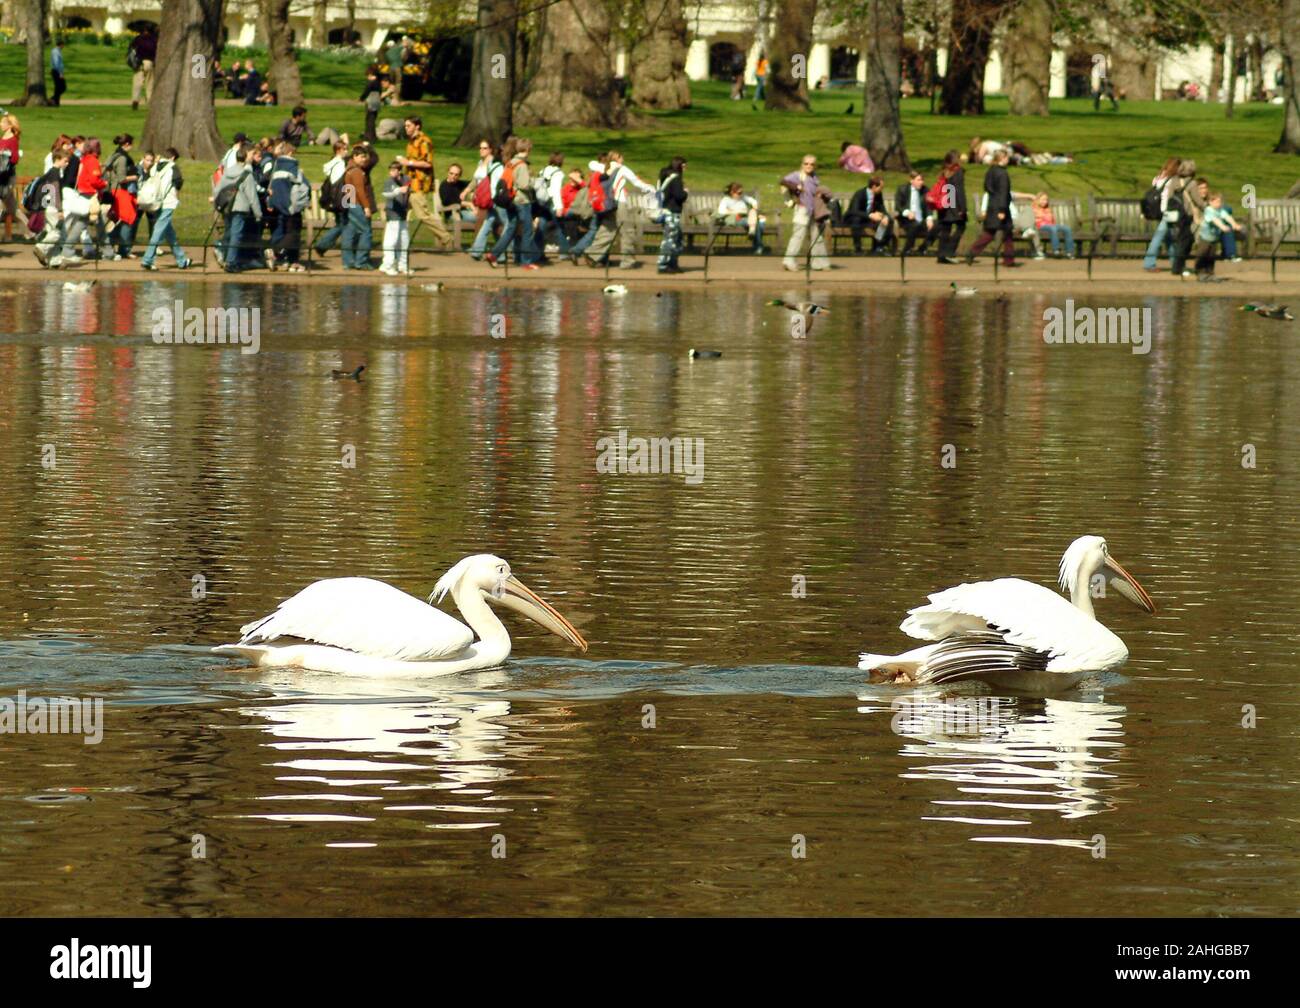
[[0, 279, 1296, 916]]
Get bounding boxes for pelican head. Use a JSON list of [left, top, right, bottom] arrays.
[[431, 554, 588, 651], [1058, 536, 1155, 614]]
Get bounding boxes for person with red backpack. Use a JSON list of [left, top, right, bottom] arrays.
[[932, 151, 967, 265], [569, 153, 618, 266], [484, 137, 540, 269], [467, 140, 505, 261]]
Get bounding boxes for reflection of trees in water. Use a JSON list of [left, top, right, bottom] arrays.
[[861, 691, 1129, 848]]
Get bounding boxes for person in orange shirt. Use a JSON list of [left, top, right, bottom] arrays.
[[396, 115, 453, 251], [755, 52, 769, 101]]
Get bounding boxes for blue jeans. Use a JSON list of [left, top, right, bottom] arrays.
[[657, 210, 682, 269], [532, 201, 571, 256], [491, 202, 538, 264], [314, 212, 345, 253], [1143, 218, 1171, 269], [1219, 205, 1238, 259], [470, 207, 507, 257], [1038, 224, 1075, 256], [341, 205, 372, 268], [224, 212, 261, 270], [141, 208, 189, 267], [571, 211, 612, 257], [114, 219, 137, 257]]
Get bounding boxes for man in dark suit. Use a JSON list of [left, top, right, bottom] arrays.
[[845, 176, 893, 254], [243, 61, 263, 106], [965, 149, 1018, 266], [894, 171, 937, 256]]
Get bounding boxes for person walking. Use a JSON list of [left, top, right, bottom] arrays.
[[0, 113, 22, 243], [780, 154, 831, 271], [268, 141, 308, 272], [585, 150, 655, 268], [754, 52, 769, 102], [398, 116, 453, 250], [360, 68, 382, 143], [1142, 157, 1180, 272], [103, 134, 140, 259], [380, 161, 411, 275], [1167, 160, 1200, 278], [313, 139, 351, 257], [33, 147, 70, 267], [1091, 54, 1118, 111], [216, 145, 265, 272], [341, 145, 376, 270], [965, 149, 1018, 266], [50, 40, 66, 106], [129, 26, 157, 111], [486, 137, 540, 269], [138, 147, 192, 271], [467, 142, 505, 260], [656, 157, 688, 274], [934, 152, 968, 264]]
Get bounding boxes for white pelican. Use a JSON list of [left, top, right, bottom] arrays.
[[858, 536, 1154, 691], [212, 554, 587, 677]]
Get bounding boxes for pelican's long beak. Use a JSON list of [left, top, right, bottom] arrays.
[[1103, 556, 1156, 614], [492, 575, 589, 652]]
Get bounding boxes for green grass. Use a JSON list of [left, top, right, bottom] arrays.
[[3, 43, 1298, 244]]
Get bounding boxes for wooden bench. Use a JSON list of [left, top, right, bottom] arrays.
[[1246, 199, 1300, 258], [1007, 196, 1104, 258], [1088, 197, 1156, 257]]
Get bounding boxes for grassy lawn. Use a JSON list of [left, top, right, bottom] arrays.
[[4, 39, 1299, 244]]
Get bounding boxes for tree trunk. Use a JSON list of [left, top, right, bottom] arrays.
[[264, 0, 304, 108], [1004, 0, 1051, 115], [1277, 0, 1300, 152], [516, 0, 625, 127], [938, 0, 1003, 115], [629, 0, 691, 110], [1250, 37, 1265, 101], [1226, 34, 1237, 118], [311, 0, 326, 48], [456, 0, 516, 146], [142, 0, 226, 161], [860, 0, 909, 169], [1210, 36, 1225, 102], [12, 0, 49, 106], [765, 0, 816, 111]]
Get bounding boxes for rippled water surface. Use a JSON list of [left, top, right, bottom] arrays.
[[0, 280, 1297, 916]]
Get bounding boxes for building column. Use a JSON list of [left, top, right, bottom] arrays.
[[686, 38, 709, 81], [985, 49, 1002, 94], [808, 41, 831, 87], [1050, 49, 1067, 98], [106, 17, 124, 34]]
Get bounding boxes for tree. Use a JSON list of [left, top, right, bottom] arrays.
[[516, 0, 626, 127], [311, 0, 326, 48], [263, 0, 304, 108], [766, 0, 816, 111], [142, 0, 226, 161], [938, 0, 1009, 115], [627, 0, 692, 110], [1003, 0, 1051, 115], [456, 0, 516, 145], [1278, 0, 1300, 152], [860, 0, 910, 168], [11, 0, 50, 106]]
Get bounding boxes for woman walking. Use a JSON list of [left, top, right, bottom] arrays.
[[103, 134, 140, 260], [1142, 157, 1180, 272]]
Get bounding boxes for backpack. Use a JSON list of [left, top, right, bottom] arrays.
[[535, 166, 558, 208], [588, 172, 609, 214], [652, 173, 678, 224], [289, 174, 311, 214], [320, 172, 338, 213], [0, 148, 12, 185], [493, 161, 517, 208], [136, 163, 172, 212], [567, 184, 593, 219], [926, 177, 947, 211], [1141, 177, 1169, 221], [365, 89, 382, 112], [126, 45, 142, 71], [23, 174, 50, 213], [213, 177, 238, 215]]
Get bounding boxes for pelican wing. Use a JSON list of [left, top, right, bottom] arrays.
[[900, 577, 1127, 673], [237, 577, 475, 661]]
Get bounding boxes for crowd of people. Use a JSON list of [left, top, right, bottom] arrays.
[[0, 101, 1254, 282]]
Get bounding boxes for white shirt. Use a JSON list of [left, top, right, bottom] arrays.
[[587, 160, 655, 202], [323, 155, 347, 184]]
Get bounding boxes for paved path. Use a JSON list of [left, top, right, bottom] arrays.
[[3, 244, 1297, 298]]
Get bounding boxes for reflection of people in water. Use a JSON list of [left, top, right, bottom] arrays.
[[862, 692, 1128, 847]]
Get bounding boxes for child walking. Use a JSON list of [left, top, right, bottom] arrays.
[[381, 160, 410, 275]]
